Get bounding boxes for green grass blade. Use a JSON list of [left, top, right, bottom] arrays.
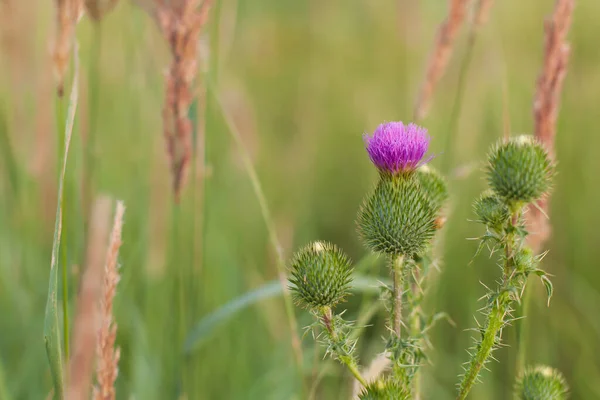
[[208, 81, 305, 377], [43, 45, 80, 400], [183, 273, 388, 354]]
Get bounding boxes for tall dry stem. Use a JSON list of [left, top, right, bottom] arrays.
[[84, 0, 119, 20], [65, 196, 112, 400], [414, 0, 469, 121], [474, 0, 494, 29], [528, 0, 574, 252], [93, 201, 125, 400], [53, 0, 83, 96], [150, 0, 214, 202]]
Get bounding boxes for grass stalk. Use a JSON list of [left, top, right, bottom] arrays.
[[209, 82, 305, 387], [515, 276, 533, 378], [442, 20, 479, 172], [84, 22, 102, 222], [44, 44, 80, 399], [172, 203, 190, 395], [55, 87, 70, 362]]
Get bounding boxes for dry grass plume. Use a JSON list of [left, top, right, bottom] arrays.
[[528, 0, 574, 252], [93, 201, 126, 400], [66, 196, 112, 400], [145, 0, 214, 202], [84, 0, 119, 21], [414, 0, 470, 121], [53, 0, 83, 96]]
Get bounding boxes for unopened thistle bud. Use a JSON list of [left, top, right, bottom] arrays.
[[288, 242, 353, 309], [364, 121, 431, 176], [487, 136, 554, 205], [515, 365, 569, 400], [473, 191, 510, 231], [358, 379, 410, 400], [357, 177, 437, 256], [416, 165, 449, 212]]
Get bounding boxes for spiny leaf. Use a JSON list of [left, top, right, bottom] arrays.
[[540, 275, 554, 306]]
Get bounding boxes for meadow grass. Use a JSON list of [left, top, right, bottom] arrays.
[[1, 0, 600, 399]]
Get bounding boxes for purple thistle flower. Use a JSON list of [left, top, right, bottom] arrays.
[[363, 121, 431, 174]]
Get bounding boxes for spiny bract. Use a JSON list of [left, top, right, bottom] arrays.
[[487, 135, 554, 204], [288, 241, 353, 309], [358, 379, 410, 400], [515, 365, 569, 400], [473, 191, 510, 230], [415, 165, 449, 212], [357, 176, 437, 256]]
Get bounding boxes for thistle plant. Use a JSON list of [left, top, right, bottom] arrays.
[[286, 126, 566, 399], [358, 122, 444, 390], [457, 136, 555, 400], [288, 241, 366, 386], [288, 121, 449, 398]]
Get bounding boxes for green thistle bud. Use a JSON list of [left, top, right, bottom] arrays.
[[358, 379, 410, 400], [487, 135, 554, 204], [513, 247, 536, 272], [357, 176, 437, 256], [288, 241, 353, 309], [473, 191, 511, 230], [415, 165, 449, 212], [515, 365, 569, 400]]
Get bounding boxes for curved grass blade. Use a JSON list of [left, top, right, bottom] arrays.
[[43, 45, 80, 400], [184, 273, 388, 354]]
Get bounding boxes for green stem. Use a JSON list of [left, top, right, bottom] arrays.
[[392, 255, 405, 338], [321, 307, 367, 388], [457, 296, 508, 400], [344, 358, 368, 388], [84, 22, 102, 224], [173, 203, 189, 395], [410, 274, 422, 399], [442, 13, 480, 172], [458, 209, 522, 399], [516, 276, 532, 377], [56, 93, 70, 361]]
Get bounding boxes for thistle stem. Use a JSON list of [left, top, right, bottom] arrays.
[[457, 296, 508, 400], [321, 307, 367, 388], [392, 255, 405, 338], [458, 209, 522, 399], [344, 358, 368, 388]]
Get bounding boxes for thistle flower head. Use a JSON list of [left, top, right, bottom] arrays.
[[515, 365, 569, 400], [357, 176, 437, 256], [487, 135, 554, 205], [358, 379, 410, 400], [288, 242, 353, 309], [364, 122, 430, 175]]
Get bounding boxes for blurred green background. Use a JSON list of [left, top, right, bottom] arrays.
[[1, 0, 599, 399]]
